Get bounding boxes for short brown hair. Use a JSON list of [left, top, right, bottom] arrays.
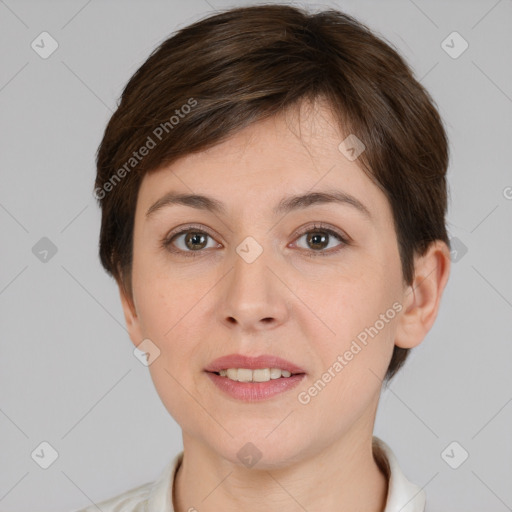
[[94, 4, 450, 383]]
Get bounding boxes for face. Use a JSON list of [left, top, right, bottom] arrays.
[[120, 100, 411, 467]]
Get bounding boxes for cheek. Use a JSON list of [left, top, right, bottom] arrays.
[[297, 282, 397, 429], [300, 264, 398, 382], [133, 272, 207, 427], [136, 286, 200, 369], [132, 254, 199, 338]]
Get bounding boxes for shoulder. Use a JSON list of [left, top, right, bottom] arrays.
[[70, 480, 152, 512], [70, 451, 184, 512]]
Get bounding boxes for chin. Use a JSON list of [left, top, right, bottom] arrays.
[[214, 432, 307, 470]]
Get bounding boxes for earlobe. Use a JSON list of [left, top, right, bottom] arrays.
[[394, 240, 451, 349]]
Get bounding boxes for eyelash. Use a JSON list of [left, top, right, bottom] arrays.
[[161, 222, 350, 259]]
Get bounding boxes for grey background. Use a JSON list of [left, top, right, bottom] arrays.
[[1, 0, 511, 510]]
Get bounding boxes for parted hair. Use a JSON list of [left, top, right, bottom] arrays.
[[94, 3, 450, 383]]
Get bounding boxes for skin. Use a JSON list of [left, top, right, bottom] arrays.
[[118, 99, 451, 512]]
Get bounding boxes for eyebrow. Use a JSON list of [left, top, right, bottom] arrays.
[[145, 189, 372, 220]]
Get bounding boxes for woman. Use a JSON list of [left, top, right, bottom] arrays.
[[77, 4, 451, 511]]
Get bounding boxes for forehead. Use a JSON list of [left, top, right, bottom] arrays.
[[136, 101, 390, 224]]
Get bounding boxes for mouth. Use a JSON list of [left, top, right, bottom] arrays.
[[204, 353, 307, 382], [206, 368, 305, 383], [205, 367, 307, 402]]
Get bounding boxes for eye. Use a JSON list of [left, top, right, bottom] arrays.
[[292, 223, 349, 257], [161, 222, 350, 258], [162, 224, 220, 258]]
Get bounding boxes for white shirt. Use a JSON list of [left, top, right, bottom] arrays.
[[72, 436, 426, 511]]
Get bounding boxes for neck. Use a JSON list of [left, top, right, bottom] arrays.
[[173, 430, 389, 512]]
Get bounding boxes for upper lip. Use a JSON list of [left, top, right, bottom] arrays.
[[204, 354, 306, 374]]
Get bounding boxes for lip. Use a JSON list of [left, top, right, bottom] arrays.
[[206, 371, 306, 402], [204, 353, 306, 374]]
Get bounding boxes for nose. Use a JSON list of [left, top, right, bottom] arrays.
[[219, 242, 290, 332]]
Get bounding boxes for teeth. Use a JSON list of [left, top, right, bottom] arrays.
[[217, 368, 293, 382]]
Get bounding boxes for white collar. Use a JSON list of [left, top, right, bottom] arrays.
[[372, 437, 426, 511], [146, 436, 425, 511]]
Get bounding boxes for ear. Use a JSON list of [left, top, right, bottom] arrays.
[[117, 276, 144, 349], [394, 240, 451, 349]]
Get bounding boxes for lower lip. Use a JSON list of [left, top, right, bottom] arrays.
[[205, 371, 306, 402]]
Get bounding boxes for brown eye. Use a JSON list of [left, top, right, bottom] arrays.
[[305, 232, 330, 250], [294, 224, 349, 257], [182, 232, 209, 250], [162, 222, 349, 259], [163, 226, 220, 257]]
